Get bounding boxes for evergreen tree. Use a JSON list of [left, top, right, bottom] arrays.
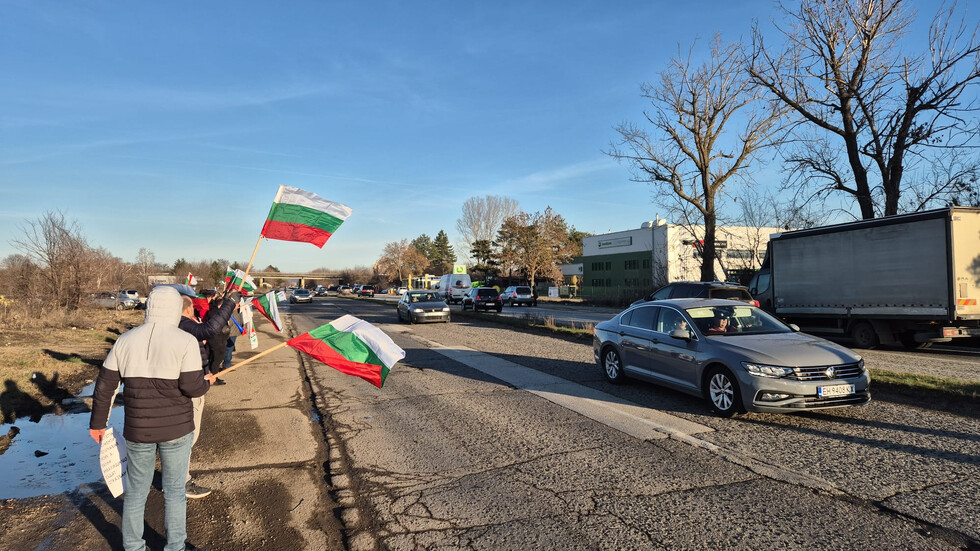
[[431, 230, 456, 274]]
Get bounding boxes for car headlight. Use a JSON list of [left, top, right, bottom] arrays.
[[442, 307, 450, 312], [857, 358, 865, 371], [742, 362, 793, 378], [413, 307, 423, 313]]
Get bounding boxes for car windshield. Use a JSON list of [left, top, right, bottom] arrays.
[[410, 293, 438, 303], [294, 289, 309, 295], [685, 305, 790, 336]]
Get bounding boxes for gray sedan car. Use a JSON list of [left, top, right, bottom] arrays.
[[593, 299, 870, 416], [397, 291, 451, 323]]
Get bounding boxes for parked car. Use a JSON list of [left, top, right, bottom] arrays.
[[500, 285, 537, 307], [89, 291, 139, 311], [397, 291, 451, 323], [358, 285, 376, 297], [461, 287, 503, 312], [396, 286, 408, 295], [289, 288, 313, 304], [339, 285, 352, 294], [632, 281, 758, 307], [593, 298, 870, 416]]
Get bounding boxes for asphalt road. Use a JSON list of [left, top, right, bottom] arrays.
[[289, 297, 980, 550]]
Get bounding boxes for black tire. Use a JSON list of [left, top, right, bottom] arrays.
[[397, 309, 404, 323], [496, 306, 502, 312], [704, 366, 743, 417], [601, 347, 625, 384], [115, 303, 124, 311], [850, 322, 880, 349], [899, 333, 933, 349]]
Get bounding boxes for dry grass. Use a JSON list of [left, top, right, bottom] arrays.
[[0, 307, 142, 425]]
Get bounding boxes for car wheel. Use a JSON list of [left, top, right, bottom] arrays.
[[601, 347, 625, 384], [115, 303, 124, 311], [496, 306, 502, 312], [849, 321, 879, 349], [509, 299, 516, 307], [704, 366, 742, 417]]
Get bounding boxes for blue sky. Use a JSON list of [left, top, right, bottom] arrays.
[[0, 1, 949, 272]]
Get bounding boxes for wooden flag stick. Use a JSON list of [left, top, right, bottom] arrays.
[[213, 340, 290, 378], [224, 234, 264, 299]]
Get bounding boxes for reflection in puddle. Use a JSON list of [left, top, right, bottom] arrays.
[[0, 405, 124, 499]]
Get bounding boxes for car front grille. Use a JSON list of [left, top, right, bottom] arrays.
[[789, 362, 864, 381], [800, 391, 871, 408]]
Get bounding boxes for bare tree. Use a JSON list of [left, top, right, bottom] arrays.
[[455, 196, 519, 262], [375, 239, 429, 285], [749, 0, 980, 218], [135, 248, 157, 293], [496, 207, 574, 288], [11, 210, 92, 308], [610, 36, 787, 281]]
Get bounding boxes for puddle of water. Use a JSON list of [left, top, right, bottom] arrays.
[[0, 408, 124, 499]]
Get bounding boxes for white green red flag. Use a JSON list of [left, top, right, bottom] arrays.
[[185, 272, 197, 286], [224, 268, 256, 295], [286, 315, 405, 388], [251, 291, 282, 332], [261, 185, 352, 248]]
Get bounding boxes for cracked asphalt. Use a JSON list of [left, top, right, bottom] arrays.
[[293, 298, 980, 550]]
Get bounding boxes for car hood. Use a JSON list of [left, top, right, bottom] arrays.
[[709, 332, 860, 367]]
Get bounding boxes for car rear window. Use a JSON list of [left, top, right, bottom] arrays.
[[710, 289, 751, 300], [516, 287, 531, 294], [477, 289, 498, 297]]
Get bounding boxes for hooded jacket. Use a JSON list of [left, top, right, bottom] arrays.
[[89, 286, 210, 443]]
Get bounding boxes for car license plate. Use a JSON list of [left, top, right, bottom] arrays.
[[818, 384, 855, 398]]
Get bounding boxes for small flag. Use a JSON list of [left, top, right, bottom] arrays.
[[185, 272, 198, 286], [240, 302, 259, 350], [251, 291, 282, 332], [224, 268, 256, 295], [261, 185, 352, 248], [286, 315, 405, 388]]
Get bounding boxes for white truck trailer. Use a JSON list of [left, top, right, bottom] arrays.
[[748, 207, 980, 348]]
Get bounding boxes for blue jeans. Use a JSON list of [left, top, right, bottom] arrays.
[[123, 432, 194, 551], [222, 335, 237, 369]]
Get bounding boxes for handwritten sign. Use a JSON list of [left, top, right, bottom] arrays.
[[99, 427, 128, 497]]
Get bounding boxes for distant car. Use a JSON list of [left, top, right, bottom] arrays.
[[397, 291, 451, 323], [119, 289, 145, 309], [593, 298, 870, 416], [314, 286, 328, 296], [339, 285, 352, 294], [461, 287, 503, 312], [89, 291, 139, 311], [500, 285, 536, 307], [632, 281, 758, 307], [396, 287, 408, 295], [358, 285, 375, 297], [289, 288, 313, 304]]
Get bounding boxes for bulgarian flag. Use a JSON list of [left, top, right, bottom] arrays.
[[251, 291, 282, 332], [225, 268, 256, 295], [261, 185, 352, 248], [287, 315, 405, 388], [185, 272, 197, 286]]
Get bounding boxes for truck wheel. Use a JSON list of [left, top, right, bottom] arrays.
[[899, 333, 933, 349], [850, 322, 880, 349]]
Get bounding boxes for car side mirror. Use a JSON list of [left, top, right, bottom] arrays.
[[788, 323, 800, 332], [669, 329, 692, 342]]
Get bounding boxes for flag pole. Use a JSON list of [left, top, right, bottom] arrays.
[[224, 234, 264, 298], [213, 340, 290, 378]]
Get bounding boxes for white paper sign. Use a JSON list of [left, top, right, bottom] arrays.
[[241, 303, 259, 349], [99, 427, 128, 497]]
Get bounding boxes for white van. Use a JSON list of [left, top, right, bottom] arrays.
[[435, 273, 471, 304]]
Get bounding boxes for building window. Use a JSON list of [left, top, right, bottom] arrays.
[[605, 261, 612, 270], [726, 249, 755, 260], [625, 259, 639, 270], [591, 262, 603, 271], [592, 279, 604, 287], [642, 259, 651, 269]]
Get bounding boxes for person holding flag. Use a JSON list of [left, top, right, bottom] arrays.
[[89, 286, 216, 551]]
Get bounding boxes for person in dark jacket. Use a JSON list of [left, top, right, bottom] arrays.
[[177, 289, 240, 498], [89, 286, 215, 551]]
